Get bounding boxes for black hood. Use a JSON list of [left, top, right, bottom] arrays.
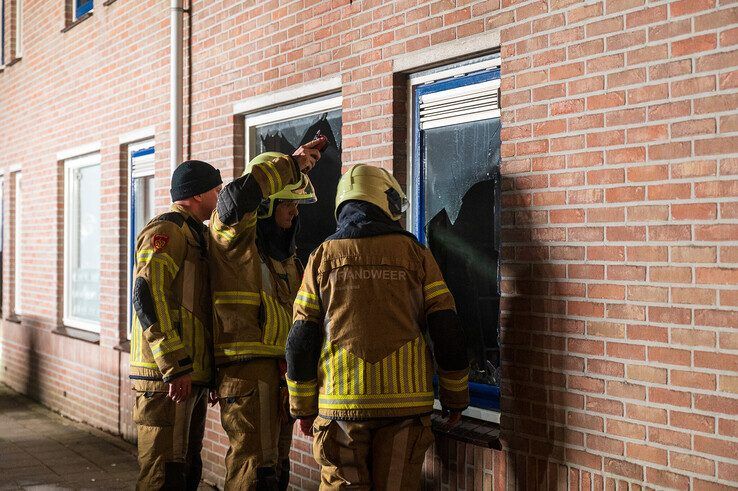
[[256, 213, 298, 261], [327, 201, 420, 243]]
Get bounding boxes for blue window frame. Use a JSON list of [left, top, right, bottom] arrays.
[[412, 59, 502, 412], [127, 145, 155, 338], [75, 0, 92, 19]]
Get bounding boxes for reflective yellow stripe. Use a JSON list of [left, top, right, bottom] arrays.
[[425, 288, 450, 301], [262, 160, 283, 195], [319, 391, 434, 401], [298, 290, 319, 301], [320, 400, 434, 410], [215, 342, 285, 357], [289, 389, 317, 397], [439, 375, 469, 391], [212, 224, 235, 241], [424, 281, 445, 291], [258, 162, 278, 195], [151, 258, 177, 339], [286, 379, 318, 397], [295, 297, 321, 311], [130, 360, 159, 369], [214, 291, 261, 305]]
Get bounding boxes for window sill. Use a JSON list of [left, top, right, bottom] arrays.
[[103, 0, 117, 6], [61, 11, 93, 33], [431, 411, 501, 449], [115, 340, 131, 353], [6, 57, 21, 67], [4, 314, 22, 324], [53, 325, 100, 344]]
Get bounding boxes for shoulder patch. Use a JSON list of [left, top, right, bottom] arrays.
[[152, 234, 170, 251], [156, 212, 186, 227]]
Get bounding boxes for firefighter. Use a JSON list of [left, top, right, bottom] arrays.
[[285, 164, 470, 490], [209, 141, 322, 490], [129, 160, 222, 490]]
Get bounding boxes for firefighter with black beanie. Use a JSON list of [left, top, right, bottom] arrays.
[[129, 160, 222, 490]]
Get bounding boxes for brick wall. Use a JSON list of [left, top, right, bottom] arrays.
[[1, 0, 737, 489], [497, 0, 738, 489]]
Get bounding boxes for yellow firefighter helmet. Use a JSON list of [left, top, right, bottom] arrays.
[[335, 164, 408, 221], [244, 152, 317, 218]]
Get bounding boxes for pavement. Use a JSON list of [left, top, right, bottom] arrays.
[[0, 384, 214, 490]]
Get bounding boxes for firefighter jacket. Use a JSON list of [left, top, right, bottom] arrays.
[[209, 152, 303, 366], [129, 204, 213, 388], [285, 202, 470, 420]]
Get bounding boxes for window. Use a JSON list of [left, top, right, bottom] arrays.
[[410, 55, 502, 417], [245, 94, 343, 263], [127, 142, 155, 338], [12, 172, 21, 316], [74, 0, 92, 19], [64, 153, 101, 331]]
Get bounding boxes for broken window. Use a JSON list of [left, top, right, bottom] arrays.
[[411, 56, 502, 412], [246, 95, 342, 264]]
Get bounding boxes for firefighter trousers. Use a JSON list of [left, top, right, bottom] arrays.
[[133, 386, 208, 491], [218, 358, 294, 491], [311, 415, 434, 491]]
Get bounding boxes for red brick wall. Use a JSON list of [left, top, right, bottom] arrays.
[[1, 0, 737, 489]]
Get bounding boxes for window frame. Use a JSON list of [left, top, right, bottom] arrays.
[[244, 94, 343, 160], [13, 171, 21, 316], [126, 141, 155, 339], [1, 0, 5, 67], [14, 0, 22, 59], [409, 55, 502, 422], [74, 0, 93, 20], [63, 152, 101, 332]]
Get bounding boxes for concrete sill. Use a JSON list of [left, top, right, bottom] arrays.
[[431, 411, 501, 449], [5, 314, 22, 324], [53, 325, 100, 344], [61, 12, 93, 33]]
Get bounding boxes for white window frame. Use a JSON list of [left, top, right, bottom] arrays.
[[408, 55, 502, 425], [63, 152, 101, 332], [243, 94, 343, 160], [13, 171, 21, 316], [126, 139, 155, 339], [14, 0, 22, 59]]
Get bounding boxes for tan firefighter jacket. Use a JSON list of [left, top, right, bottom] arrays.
[[129, 204, 213, 388], [287, 233, 470, 420], [209, 152, 303, 366]]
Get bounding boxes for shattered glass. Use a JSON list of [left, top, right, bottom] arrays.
[[254, 109, 342, 263], [423, 118, 501, 386]]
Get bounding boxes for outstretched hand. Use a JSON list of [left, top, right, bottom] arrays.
[[292, 139, 323, 173]]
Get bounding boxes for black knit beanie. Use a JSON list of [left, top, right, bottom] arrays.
[[170, 160, 223, 201]]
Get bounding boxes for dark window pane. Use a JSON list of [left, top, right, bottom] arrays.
[[253, 109, 342, 263], [423, 118, 502, 386]]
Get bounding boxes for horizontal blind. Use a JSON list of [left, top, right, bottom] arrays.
[[419, 78, 501, 130]]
